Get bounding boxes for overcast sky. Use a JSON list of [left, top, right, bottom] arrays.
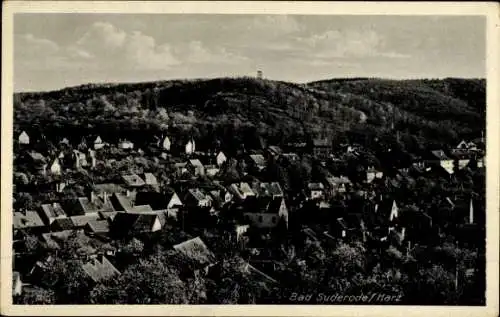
[[14, 14, 485, 92]]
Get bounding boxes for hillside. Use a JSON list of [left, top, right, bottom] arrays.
[[13, 77, 486, 155]]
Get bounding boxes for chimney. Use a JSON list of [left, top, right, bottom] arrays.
[[103, 192, 109, 204], [90, 191, 96, 203], [401, 227, 406, 241], [469, 198, 474, 224]]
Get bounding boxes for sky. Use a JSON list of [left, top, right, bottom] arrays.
[[13, 14, 486, 92]]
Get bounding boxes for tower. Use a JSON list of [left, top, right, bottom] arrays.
[[257, 70, 263, 79]]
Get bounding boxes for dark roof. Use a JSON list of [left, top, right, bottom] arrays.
[[431, 150, 450, 160], [173, 237, 216, 268], [111, 212, 160, 235], [109, 193, 134, 212], [14, 211, 45, 229], [313, 139, 330, 147], [70, 214, 100, 227], [81, 255, 120, 283], [93, 183, 126, 196], [50, 217, 75, 231], [121, 174, 146, 187], [77, 197, 101, 214], [86, 219, 110, 234], [142, 173, 158, 186], [249, 154, 266, 166], [40, 203, 66, 219]]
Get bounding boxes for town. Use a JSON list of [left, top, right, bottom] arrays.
[[12, 124, 486, 304]]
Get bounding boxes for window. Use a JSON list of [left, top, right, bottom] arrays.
[[258, 216, 263, 223]]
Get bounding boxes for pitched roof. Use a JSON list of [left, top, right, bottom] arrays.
[[81, 255, 120, 283], [50, 217, 75, 231], [308, 182, 325, 190], [122, 174, 146, 187], [325, 176, 352, 186], [77, 197, 101, 214], [93, 183, 126, 196], [111, 212, 160, 235], [14, 211, 45, 229], [40, 203, 67, 219], [131, 204, 154, 213], [313, 139, 330, 147], [431, 150, 450, 160], [28, 152, 46, 163], [239, 182, 254, 195], [189, 159, 204, 167], [142, 173, 158, 185], [249, 154, 266, 166], [254, 182, 284, 197], [188, 188, 208, 202], [41, 230, 79, 249], [86, 219, 110, 234], [110, 193, 134, 212], [70, 214, 100, 227], [173, 237, 216, 268]]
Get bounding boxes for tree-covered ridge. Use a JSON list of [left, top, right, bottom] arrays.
[[14, 77, 485, 155]]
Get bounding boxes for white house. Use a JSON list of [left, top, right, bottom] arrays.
[[243, 198, 289, 229], [185, 138, 196, 155], [160, 136, 171, 151], [49, 158, 62, 175], [166, 192, 183, 209], [431, 150, 454, 174], [216, 151, 227, 166], [119, 139, 134, 150], [307, 183, 324, 200], [389, 200, 399, 221], [18, 131, 30, 145], [94, 136, 105, 150]]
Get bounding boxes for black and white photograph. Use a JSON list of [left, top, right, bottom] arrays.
[[2, 1, 499, 315]]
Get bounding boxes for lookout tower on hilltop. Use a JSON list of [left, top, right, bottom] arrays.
[[257, 70, 263, 79]]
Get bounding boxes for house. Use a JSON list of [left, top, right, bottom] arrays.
[[184, 188, 212, 208], [39, 203, 67, 225], [375, 199, 400, 223], [312, 138, 331, 157], [243, 197, 289, 229], [307, 183, 324, 200], [109, 193, 152, 213], [455, 140, 469, 150], [174, 162, 189, 176], [366, 167, 384, 183], [248, 154, 267, 172], [119, 139, 134, 150], [267, 145, 283, 158], [187, 159, 205, 176], [205, 165, 220, 177], [111, 212, 163, 236], [12, 272, 23, 296], [27, 151, 46, 167], [166, 191, 183, 210], [451, 150, 474, 170], [48, 158, 62, 175], [50, 217, 75, 231], [121, 174, 146, 189], [85, 219, 111, 235], [141, 172, 159, 191], [18, 131, 30, 145], [430, 150, 454, 174], [72, 150, 88, 169], [94, 136, 105, 150], [93, 183, 127, 202], [159, 135, 171, 151], [252, 182, 284, 199], [228, 182, 256, 201], [81, 255, 120, 283], [280, 153, 300, 165], [70, 214, 101, 229], [216, 151, 227, 166], [173, 237, 216, 273], [324, 176, 352, 196], [13, 211, 45, 232], [185, 138, 196, 155]]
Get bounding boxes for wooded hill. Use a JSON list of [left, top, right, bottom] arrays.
[[14, 77, 486, 155]]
